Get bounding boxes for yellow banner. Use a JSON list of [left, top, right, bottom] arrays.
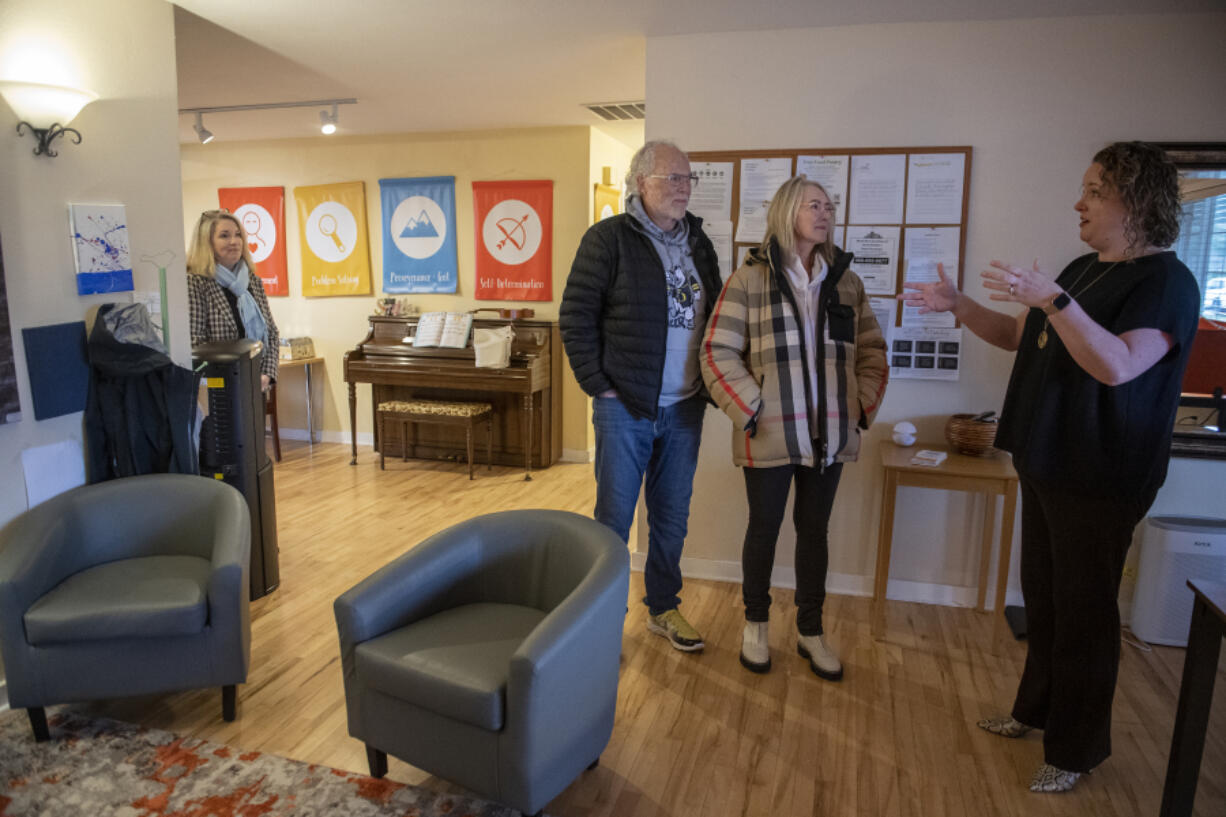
[[294, 181, 373, 297]]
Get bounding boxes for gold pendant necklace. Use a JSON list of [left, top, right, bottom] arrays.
[[1037, 258, 1121, 349]]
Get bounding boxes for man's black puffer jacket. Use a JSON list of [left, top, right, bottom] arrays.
[[560, 211, 722, 420]]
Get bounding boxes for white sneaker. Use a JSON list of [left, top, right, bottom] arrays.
[[739, 621, 770, 673], [797, 633, 843, 681]]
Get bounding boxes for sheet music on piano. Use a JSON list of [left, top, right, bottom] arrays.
[[412, 312, 473, 349]]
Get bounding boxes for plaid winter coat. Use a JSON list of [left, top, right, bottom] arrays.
[[187, 272, 280, 383], [701, 242, 888, 468]]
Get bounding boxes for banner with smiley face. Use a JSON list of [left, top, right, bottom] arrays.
[[472, 179, 552, 301], [218, 186, 288, 296], [294, 181, 372, 297]]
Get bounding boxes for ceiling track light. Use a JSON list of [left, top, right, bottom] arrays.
[[320, 103, 338, 135], [179, 98, 356, 143], [193, 112, 214, 144]]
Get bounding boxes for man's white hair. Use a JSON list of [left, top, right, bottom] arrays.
[[625, 140, 686, 196]]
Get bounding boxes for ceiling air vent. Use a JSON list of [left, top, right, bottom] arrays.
[[583, 101, 646, 122]]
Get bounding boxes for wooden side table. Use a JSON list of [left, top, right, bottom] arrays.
[[1160, 579, 1226, 817], [873, 443, 1019, 649], [278, 356, 325, 445]]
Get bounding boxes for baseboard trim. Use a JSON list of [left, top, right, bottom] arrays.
[[560, 447, 594, 463], [275, 429, 373, 447], [630, 552, 1019, 611]]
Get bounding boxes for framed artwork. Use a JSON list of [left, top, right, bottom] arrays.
[[593, 183, 620, 222], [0, 231, 21, 423], [69, 203, 132, 295]]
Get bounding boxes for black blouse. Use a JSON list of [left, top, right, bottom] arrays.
[[995, 251, 1200, 503]]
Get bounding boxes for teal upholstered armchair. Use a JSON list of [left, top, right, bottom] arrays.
[[0, 474, 252, 741], [334, 510, 629, 817]]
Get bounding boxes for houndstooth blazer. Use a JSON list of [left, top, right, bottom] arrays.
[[187, 272, 280, 382]]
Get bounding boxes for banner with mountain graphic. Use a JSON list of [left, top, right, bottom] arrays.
[[379, 176, 458, 293], [472, 179, 552, 301]]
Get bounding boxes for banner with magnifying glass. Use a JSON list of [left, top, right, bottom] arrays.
[[293, 181, 373, 297], [218, 186, 288, 296]]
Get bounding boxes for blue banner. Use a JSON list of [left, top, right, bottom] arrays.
[[379, 176, 458, 293]]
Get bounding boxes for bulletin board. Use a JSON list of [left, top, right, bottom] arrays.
[[687, 146, 972, 380]]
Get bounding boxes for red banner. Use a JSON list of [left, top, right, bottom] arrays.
[[218, 186, 288, 296], [472, 180, 552, 301]]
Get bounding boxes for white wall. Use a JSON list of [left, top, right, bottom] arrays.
[[0, 0, 187, 528], [646, 13, 1226, 606]]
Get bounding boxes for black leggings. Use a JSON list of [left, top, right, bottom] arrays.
[[741, 462, 843, 635], [1010, 474, 1149, 772]]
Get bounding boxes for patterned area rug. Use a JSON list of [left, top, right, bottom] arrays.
[[0, 709, 528, 816]]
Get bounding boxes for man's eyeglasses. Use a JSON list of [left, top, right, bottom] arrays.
[[646, 173, 700, 189]]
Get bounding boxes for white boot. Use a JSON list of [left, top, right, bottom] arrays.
[[797, 633, 843, 681], [740, 621, 770, 673]]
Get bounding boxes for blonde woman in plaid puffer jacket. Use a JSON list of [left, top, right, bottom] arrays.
[[701, 176, 887, 680]]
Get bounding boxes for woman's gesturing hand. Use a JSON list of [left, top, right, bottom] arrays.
[[899, 262, 959, 314], [981, 259, 1061, 308]]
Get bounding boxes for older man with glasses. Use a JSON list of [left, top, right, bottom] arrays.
[[560, 140, 722, 651]]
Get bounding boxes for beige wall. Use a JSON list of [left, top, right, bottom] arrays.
[[571, 127, 639, 458], [180, 126, 598, 453], [0, 0, 187, 528], [647, 13, 1226, 605]]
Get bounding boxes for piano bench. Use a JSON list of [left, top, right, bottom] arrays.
[[377, 400, 494, 480]]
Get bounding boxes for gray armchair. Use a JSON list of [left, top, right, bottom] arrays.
[[334, 510, 629, 817], [0, 474, 251, 741]]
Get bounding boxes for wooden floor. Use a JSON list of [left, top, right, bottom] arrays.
[[68, 440, 1226, 816]]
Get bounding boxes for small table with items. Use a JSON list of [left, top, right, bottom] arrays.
[[873, 443, 1019, 650], [277, 356, 325, 444]]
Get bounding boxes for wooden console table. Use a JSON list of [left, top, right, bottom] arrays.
[[873, 443, 1019, 649], [278, 356, 325, 444], [1160, 579, 1226, 817]]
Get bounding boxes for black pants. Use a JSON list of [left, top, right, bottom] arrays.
[[741, 462, 843, 635], [1010, 474, 1149, 772]]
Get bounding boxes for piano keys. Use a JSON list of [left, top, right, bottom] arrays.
[[343, 315, 562, 476]]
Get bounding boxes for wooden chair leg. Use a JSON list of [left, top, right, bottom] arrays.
[[486, 416, 493, 471], [28, 707, 50, 742], [266, 384, 281, 462], [466, 423, 475, 479], [222, 685, 237, 721], [402, 420, 410, 462], [379, 414, 387, 470], [366, 745, 388, 778]]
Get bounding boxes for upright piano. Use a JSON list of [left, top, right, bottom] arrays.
[[343, 315, 562, 474]]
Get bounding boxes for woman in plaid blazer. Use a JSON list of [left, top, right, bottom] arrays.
[[701, 176, 888, 681], [186, 210, 279, 387]]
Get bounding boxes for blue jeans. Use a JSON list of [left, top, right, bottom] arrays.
[[592, 394, 705, 614]]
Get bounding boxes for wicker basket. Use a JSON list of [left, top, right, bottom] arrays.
[[944, 413, 998, 457]]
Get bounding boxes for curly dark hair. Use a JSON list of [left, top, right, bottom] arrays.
[[1092, 141, 1181, 252]]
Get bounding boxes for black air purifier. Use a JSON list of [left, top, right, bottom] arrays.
[[193, 339, 280, 600]]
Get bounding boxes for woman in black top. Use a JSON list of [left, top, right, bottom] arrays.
[[901, 142, 1200, 793], [186, 209, 280, 389]]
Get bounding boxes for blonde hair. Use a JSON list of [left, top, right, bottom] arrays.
[[186, 210, 256, 278], [759, 176, 835, 267]]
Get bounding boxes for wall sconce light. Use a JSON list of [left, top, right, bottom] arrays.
[[193, 112, 214, 144], [0, 80, 98, 157], [319, 103, 338, 135]]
